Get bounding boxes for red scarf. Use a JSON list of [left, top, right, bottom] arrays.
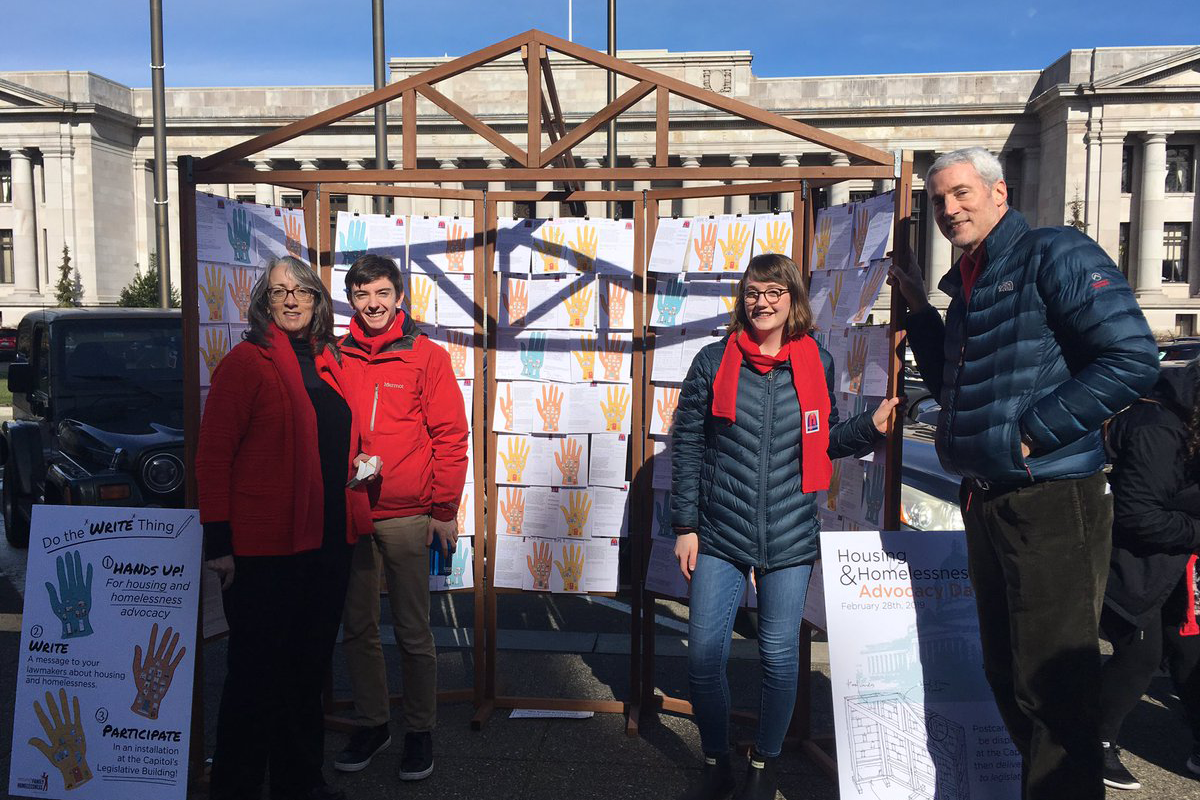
[[711, 331, 832, 493], [959, 246, 987, 304], [1181, 555, 1199, 637]]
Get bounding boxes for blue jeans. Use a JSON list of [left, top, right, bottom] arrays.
[[687, 553, 812, 758]]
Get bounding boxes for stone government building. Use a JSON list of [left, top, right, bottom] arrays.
[[0, 43, 1197, 333]]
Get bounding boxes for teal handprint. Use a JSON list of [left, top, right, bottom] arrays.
[[655, 278, 686, 326], [519, 332, 546, 379], [226, 206, 253, 265], [338, 217, 368, 265], [864, 464, 885, 525], [447, 544, 469, 589], [45, 550, 93, 639]]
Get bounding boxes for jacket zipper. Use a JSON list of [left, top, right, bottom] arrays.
[[759, 370, 775, 570], [370, 382, 380, 432]]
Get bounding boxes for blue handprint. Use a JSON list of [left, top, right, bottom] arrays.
[[864, 464, 885, 524], [655, 278, 685, 326], [226, 206, 253, 265], [519, 332, 547, 379], [338, 218, 368, 266], [446, 544, 469, 589], [45, 550, 94, 639]]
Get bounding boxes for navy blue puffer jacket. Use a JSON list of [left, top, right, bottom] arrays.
[[907, 208, 1159, 484], [670, 337, 882, 570]]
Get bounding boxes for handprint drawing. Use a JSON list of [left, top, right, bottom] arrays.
[[655, 278, 685, 326], [555, 438, 583, 485], [555, 543, 584, 591], [446, 543, 469, 589], [408, 276, 433, 323], [29, 689, 92, 790], [536, 384, 564, 432], [691, 222, 717, 272], [131, 623, 186, 720], [597, 335, 627, 381], [498, 384, 515, 430], [656, 387, 681, 434], [571, 224, 599, 273], [563, 281, 594, 329], [755, 220, 791, 255], [718, 222, 750, 271], [227, 206, 253, 264], [519, 332, 547, 379], [201, 264, 227, 321], [829, 271, 845, 322], [45, 550, 93, 639], [445, 222, 469, 272], [338, 217, 368, 265], [573, 335, 596, 381], [500, 438, 530, 483], [561, 491, 592, 538], [200, 327, 230, 382], [228, 267, 253, 322], [500, 487, 525, 535], [826, 461, 843, 511], [855, 263, 887, 322], [534, 225, 565, 273], [283, 213, 304, 257], [812, 216, 832, 270], [601, 279, 629, 327], [847, 334, 868, 394], [852, 204, 870, 264], [505, 278, 528, 327], [600, 385, 630, 432], [445, 329, 470, 379], [527, 541, 552, 591]]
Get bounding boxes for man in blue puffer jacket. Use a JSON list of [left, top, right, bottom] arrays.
[[889, 147, 1159, 800]]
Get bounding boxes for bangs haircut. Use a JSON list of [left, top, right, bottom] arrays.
[[245, 256, 337, 351], [727, 252, 814, 341], [345, 253, 403, 296]]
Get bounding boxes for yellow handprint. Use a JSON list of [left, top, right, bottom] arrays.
[[718, 222, 751, 271], [601, 280, 629, 327], [555, 438, 583, 485], [527, 541, 552, 591], [500, 437, 530, 482], [656, 386, 681, 433], [498, 384, 515, 430], [597, 335, 627, 381], [445, 329, 470, 378], [555, 542, 585, 591], [201, 264, 227, 321], [847, 333, 868, 394], [720, 283, 739, 314], [534, 225, 566, 273], [501, 487, 525, 535], [200, 326, 230, 381], [600, 385, 630, 431], [829, 271, 845, 321], [573, 334, 596, 381], [29, 689, 92, 790], [408, 275, 434, 323], [755, 220, 791, 256], [692, 222, 718, 272], [505, 278, 528, 327], [446, 222, 469, 272], [563, 281, 594, 329], [571, 224, 599, 272], [283, 213, 304, 257], [536, 384, 564, 433], [852, 204, 870, 264], [855, 263, 887, 322], [560, 491, 592, 538], [228, 267, 253, 322], [813, 217, 832, 270]]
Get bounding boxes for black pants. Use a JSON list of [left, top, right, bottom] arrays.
[[210, 543, 352, 800], [961, 471, 1111, 800], [1099, 580, 1200, 744]]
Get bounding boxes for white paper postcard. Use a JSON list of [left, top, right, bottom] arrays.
[[751, 213, 794, 257], [648, 217, 694, 274], [589, 433, 630, 487]]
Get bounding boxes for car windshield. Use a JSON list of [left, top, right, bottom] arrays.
[[58, 319, 183, 392]]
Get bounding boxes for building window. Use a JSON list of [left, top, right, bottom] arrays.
[[1163, 222, 1190, 284], [849, 191, 872, 204], [328, 195, 348, 227], [1177, 314, 1197, 337], [0, 159, 10, 204], [1121, 146, 1134, 194], [235, 194, 255, 204], [0, 230, 13, 283], [615, 200, 634, 220], [281, 194, 302, 210], [749, 193, 778, 214], [1166, 145, 1195, 193], [512, 201, 535, 219], [1119, 223, 1130, 277]]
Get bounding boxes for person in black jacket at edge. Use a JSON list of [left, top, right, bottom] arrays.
[[888, 147, 1159, 800], [1099, 359, 1200, 791]]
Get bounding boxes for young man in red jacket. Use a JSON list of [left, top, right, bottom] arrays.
[[333, 254, 468, 781]]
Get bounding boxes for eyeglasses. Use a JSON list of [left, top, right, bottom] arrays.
[[268, 287, 319, 304], [742, 288, 789, 304]]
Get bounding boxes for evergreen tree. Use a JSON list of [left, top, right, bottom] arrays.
[[54, 245, 78, 307], [119, 254, 180, 308]]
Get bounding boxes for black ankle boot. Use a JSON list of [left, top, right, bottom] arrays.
[[679, 752, 736, 800], [735, 750, 778, 800]]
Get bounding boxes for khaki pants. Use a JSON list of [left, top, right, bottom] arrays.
[[341, 515, 436, 731]]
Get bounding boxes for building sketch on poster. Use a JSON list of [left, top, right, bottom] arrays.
[[714, 215, 753, 274], [810, 204, 855, 271], [648, 217, 693, 274], [751, 214, 793, 257]]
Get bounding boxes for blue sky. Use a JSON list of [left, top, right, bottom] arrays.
[[3, 1, 1197, 88]]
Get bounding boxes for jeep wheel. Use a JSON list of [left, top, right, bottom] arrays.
[[2, 451, 31, 548]]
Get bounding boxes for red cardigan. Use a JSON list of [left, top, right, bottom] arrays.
[[196, 335, 373, 556]]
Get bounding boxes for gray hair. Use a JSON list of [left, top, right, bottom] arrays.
[[928, 147, 1005, 188], [245, 255, 337, 349]]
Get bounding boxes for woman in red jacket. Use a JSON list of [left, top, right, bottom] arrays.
[[196, 255, 371, 800]]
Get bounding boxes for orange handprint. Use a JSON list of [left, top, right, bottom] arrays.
[[534, 225, 566, 273], [847, 333, 868, 394], [855, 263, 887, 322], [555, 543, 584, 591], [500, 437, 530, 482], [813, 216, 832, 270], [601, 280, 629, 327], [527, 541, 552, 591], [571, 224, 599, 272], [536, 384, 564, 432], [718, 222, 751, 271], [500, 487, 525, 535], [283, 213, 304, 257], [409, 275, 434, 323], [600, 385, 630, 431], [563, 281, 594, 328], [201, 264, 227, 321], [656, 387, 681, 433], [446, 222, 469, 272], [445, 329, 470, 379], [826, 461, 843, 511], [560, 491, 592, 538], [597, 335, 627, 381], [555, 438, 583, 485], [573, 335, 596, 381], [228, 266, 253, 322], [755, 220, 791, 256], [505, 278, 528, 327], [692, 222, 718, 272], [852, 204, 870, 264], [200, 326, 230, 381], [498, 384, 515, 430], [456, 489, 470, 532]]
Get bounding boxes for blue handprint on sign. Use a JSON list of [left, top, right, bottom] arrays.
[[338, 218, 368, 266], [519, 332, 547, 379], [656, 278, 686, 326], [45, 550, 94, 639], [446, 543, 469, 589], [864, 463, 885, 525], [226, 206, 253, 265]]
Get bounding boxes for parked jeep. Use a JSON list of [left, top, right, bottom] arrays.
[[2, 308, 184, 547]]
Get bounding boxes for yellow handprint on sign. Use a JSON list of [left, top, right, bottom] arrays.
[[847, 333, 868, 395], [855, 264, 887, 322], [446, 222, 469, 272], [601, 280, 629, 328], [600, 385, 630, 431], [501, 487, 525, 535], [692, 222, 717, 272], [555, 438, 583, 486], [200, 327, 230, 381], [597, 335, 626, 381], [813, 217, 832, 270], [829, 271, 845, 322], [720, 283, 739, 315], [560, 491, 592, 538], [755, 220, 791, 256], [718, 222, 750, 271], [534, 225, 566, 273], [505, 278, 528, 327], [29, 689, 92, 790], [228, 267, 253, 322], [656, 386, 681, 433], [445, 329, 470, 379], [536, 384, 564, 433], [571, 224, 599, 273], [201, 264, 227, 321], [283, 213, 304, 257], [555, 543, 585, 591], [408, 275, 434, 323], [500, 437, 530, 482], [563, 281, 594, 329], [852, 204, 870, 265], [498, 384, 515, 431], [527, 541, 553, 591], [573, 334, 596, 381]]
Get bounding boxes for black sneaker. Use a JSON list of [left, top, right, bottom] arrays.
[[333, 723, 391, 773], [678, 752, 735, 800], [735, 750, 778, 800], [399, 731, 433, 781], [1102, 741, 1141, 791]]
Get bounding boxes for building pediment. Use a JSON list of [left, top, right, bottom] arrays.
[[0, 77, 66, 109], [1093, 46, 1200, 90]]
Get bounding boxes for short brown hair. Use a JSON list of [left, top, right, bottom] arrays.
[[726, 253, 813, 340]]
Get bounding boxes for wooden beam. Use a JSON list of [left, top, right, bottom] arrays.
[[319, 183, 484, 200], [524, 42, 542, 168], [402, 89, 417, 170], [655, 87, 669, 168], [541, 80, 655, 167], [646, 179, 808, 201], [416, 83, 527, 164], [489, 190, 640, 201]]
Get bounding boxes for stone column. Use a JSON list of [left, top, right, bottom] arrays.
[[779, 155, 800, 212], [167, 159, 181, 290], [535, 180, 556, 219], [632, 157, 652, 217], [1190, 186, 1200, 299], [1019, 147, 1040, 226], [583, 157, 604, 218], [487, 159, 511, 219], [1095, 136, 1124, 262], [728, 155, 751, 216], [252, 159, 275, 205], [388, 160, 410, 217], [9, 149, 40, 295], [680, 155, 702, 218], [436, 158, 460, 217], [344, 159, 371, 216], [829, 153, 851, 207], [1135, 131, 1170, 298], [874, 179, 896, 195]]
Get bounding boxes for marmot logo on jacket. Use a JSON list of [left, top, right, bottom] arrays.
[[384, 381, 405, 390]]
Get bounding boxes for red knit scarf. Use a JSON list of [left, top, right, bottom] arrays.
[[711, 331, 832, 493], [1181, 555, 1199, 637]]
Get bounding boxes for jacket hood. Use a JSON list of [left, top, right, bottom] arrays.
[[1155, 359, 1199, 417]]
